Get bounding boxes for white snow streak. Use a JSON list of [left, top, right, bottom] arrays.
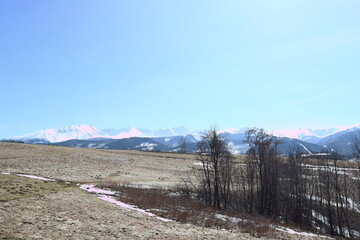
[[299, 143, 312, 154], [80, 184, 116, 195], [193, 162, 204, 166], [274, 226, 333, 239], [17, 174, 55, 181], [80, 184, 173, 222]]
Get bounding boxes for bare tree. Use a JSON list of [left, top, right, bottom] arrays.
[[196, 125, 233, 210], [244, 128, 281, 216], [281, 145, 312, 227]]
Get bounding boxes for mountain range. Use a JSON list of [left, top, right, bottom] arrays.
[[12, 125, 192, 143], [6, 124, 360, 157]]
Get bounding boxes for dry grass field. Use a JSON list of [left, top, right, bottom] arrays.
[[0, 142, 331, 239]]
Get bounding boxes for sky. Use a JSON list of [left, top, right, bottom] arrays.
[[1, 0, 360, 138]]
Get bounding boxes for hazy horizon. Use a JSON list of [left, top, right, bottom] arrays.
[[1, 1, 359, 138]]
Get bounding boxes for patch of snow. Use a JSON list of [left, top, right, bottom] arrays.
[[299, 143, 312, 154], [169, 128, 175, 136], [138, 142, 157, 151], [312, 210, 330, 226], [301, 153, 331, 157], [98, 195, 173, 222], [214, 213, 250, 224], [13, 124, 103, 143], [17, 174, 55, 181], [342, 196, 360, 214], [311, 210, 359, 238], [304, 194, 360, 213], [274, 226, 333, 239], [215, 212, 333, 239], [113, 127, 144, 139], [169, 147, 181, 153], [193, 162, 204, 166], [228, 142, 249, 155], [218, 128, 240, 134], [302, 175, 313, 179], [79, 184, 116, 195], [2, 172, 11, 175], [301, 164, 359, 172], [80, 184, 173, 222], [273, 128, 315, 139]]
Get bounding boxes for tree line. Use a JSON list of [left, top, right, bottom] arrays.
[[188, 126, 360, 238]]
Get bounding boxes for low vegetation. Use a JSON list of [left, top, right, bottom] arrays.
[[97, 181, 283, 238]]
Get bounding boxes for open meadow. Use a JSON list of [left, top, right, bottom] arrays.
[[0, 142, 351, 239]]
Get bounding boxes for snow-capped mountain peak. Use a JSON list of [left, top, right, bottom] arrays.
[[11, 123, 360, 146], [272, 123, 360, 143], [218, 128, 247, 134], [12, 125, 193, 143], [273, 128, 316, 139], [112, 127, 144, 139], [13, 124, 102, 143]]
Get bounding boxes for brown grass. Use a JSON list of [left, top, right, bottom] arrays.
[[97, 181, 281, 238], [0, 174, 76, 202]]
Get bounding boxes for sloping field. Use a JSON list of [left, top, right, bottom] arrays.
[[0, 142, 326, 239], [0, 142, 197, 185]]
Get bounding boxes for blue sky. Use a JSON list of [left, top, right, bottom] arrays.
[[1, 0, 360, 138]]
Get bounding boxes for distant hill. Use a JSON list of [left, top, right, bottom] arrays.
[[7, 123, 360, 157], [316, 128, 360, 157], [54, 137, 169, 152]]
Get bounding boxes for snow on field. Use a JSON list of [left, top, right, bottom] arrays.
[[17, 174, 55, 181], [80, 184, 117, 195], [80, 184, 173, 223], [215, 213, 250, 224], [215, 212, 333, 239], [343, 196, 360, 214], [98, 195, 173, 222], [303, 194, 360, 213], [301, 164, 360, 175], [193, 162, 204, 166], [1, 172, 11, 175], [274, 226, 333, 239], [311, 210, 360, 238]]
